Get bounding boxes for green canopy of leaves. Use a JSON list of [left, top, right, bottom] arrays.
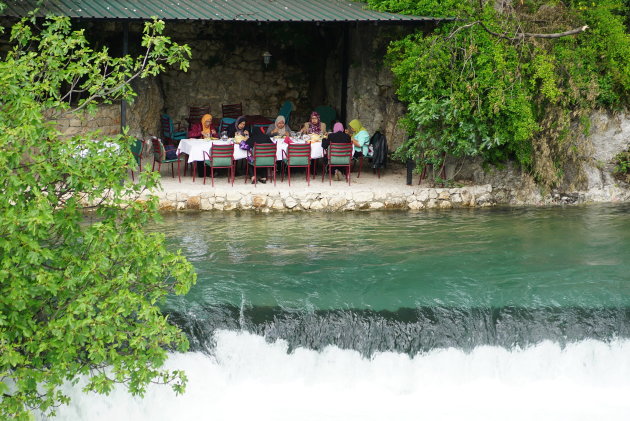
[[0, 13, 195, 420], [367, 0, 630, 187]]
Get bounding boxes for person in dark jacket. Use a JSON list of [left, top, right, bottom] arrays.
[[323, 122, 352, 180], [227, 115, 249, 139], [246, 129, 274, 184]]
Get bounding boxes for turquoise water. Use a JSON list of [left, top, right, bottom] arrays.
[[47, 204, 630, 421], [160, 205, 630, 311], [152, 204, 630, 354]]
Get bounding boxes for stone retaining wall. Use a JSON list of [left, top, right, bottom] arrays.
[[145, 185, 495, 212]]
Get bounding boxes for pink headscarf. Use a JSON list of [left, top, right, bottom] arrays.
[[333, 122, 344, 133]]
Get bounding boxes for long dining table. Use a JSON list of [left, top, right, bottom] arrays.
[[177, 138, 325, 181]]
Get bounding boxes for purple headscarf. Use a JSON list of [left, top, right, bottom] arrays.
[[307, 111, 322, 134], [333, 122, 344, 133]]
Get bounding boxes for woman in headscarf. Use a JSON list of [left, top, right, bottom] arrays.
[[301, 111, 326, 135], [227, 115, 249, 139], [266, 115, 291, 137], [188, 114, 217, 139], [348, 119, 370, 158], [322, 122, 350, 150], [323, 122, 352, 180]]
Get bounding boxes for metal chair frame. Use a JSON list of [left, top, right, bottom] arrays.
[[187, 105, 211, 128], [160, 113, 187, 146], [151, 137, 183, 182], [221, 103, 243, 119], [130, 138, 144, 181], [203, 144, 235, 187], [282, 144, 311, 186], [245, 143, 277, 187], [324, 143, 353, 185]]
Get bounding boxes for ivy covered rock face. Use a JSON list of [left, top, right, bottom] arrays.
[[0, 13, 196, 420], [367, 0, 630, 189]]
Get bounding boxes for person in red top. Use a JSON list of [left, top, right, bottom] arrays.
[[188, 114, 218, 139]]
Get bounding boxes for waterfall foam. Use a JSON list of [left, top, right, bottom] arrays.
[[44, 330, 630, 421]]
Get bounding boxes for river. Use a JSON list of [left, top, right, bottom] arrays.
[[46, 205, 630, 420]]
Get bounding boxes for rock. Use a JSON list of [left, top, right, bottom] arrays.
[[252, 195, 266, 208], [186, 196, 201, 210]]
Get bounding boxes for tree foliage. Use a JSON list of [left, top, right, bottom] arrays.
[[367, 0, 630, 187], [0, 11, 195, 420]]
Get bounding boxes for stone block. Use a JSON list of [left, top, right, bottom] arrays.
[[369, 202, 385, 209], [416, 190, 429, 202], [438, 191, 450, 200], [200, 199, 212, 210], [186, 196, 201, 210], [328, 197, 347, 209], [354, 191, 374, 202], [252, 195, 266, 208], [284, 197, 298, 209], [226, 191, 242, 202]]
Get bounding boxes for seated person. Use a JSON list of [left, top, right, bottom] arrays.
[[348, 119, 370, 159], [300, 111, 326, 135], [188, 114, 218, 139], [266, 115, 291, 137], [322, 122, 351, 150], [324, 122, 352, 180], [246, 129, 274, 184], [228, 115, 249, 139]]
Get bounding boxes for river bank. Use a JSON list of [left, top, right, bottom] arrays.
[[140, 159, 630, 212]]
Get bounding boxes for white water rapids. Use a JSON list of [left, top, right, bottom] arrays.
[[43, 330, 630, 421]]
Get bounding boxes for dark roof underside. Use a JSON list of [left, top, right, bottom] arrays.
[[1, 0, 442, 23]]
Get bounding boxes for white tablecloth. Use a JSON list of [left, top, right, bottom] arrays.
[[177, 139, 247, 163], [177, 138, 324, 163]]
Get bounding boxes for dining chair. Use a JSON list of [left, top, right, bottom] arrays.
[[218, 117, 236, 135], [314, 105, 336, 130], [245, 143, 277, 186], [282, 143, 311, 186], [203, 144, 235, 187], [221, 103, 243, 119], [151, 136, 183, 182], [129, 138, 144, 181], [324, 143, 353, 185], [278, 100, 293, 126], [160, 113, 187, 146], [187, 105, 210, 129]]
